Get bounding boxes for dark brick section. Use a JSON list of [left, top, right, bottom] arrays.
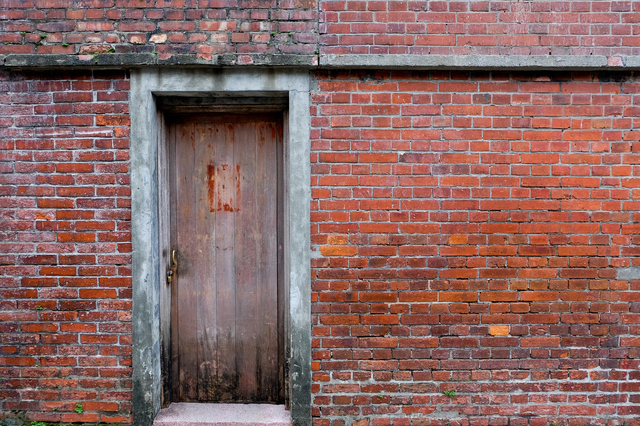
[[0, 0, 318, 61], [0, 70, 132, 425], [5, 1, 640, 63], [309, 70, 640, 426], [320, 1, 640, 57]]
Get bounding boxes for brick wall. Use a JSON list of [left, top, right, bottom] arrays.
[[0, 0, 318, 59], [0, 70, 132, 424], [1, 68, 640, 425], [310, 70, 640, 425], [319, 1, 640, 56], [3, 1, 640, 61]]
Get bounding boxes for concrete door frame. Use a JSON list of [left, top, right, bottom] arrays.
[[130, 68, 311, 426]]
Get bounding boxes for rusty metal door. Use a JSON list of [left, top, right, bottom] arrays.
[[168, 113, 284, 403]]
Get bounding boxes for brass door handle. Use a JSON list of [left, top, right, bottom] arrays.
[[167, 249, 177, 285]]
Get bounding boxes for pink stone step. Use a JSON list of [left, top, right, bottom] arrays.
[[153, 403, 292, 426]]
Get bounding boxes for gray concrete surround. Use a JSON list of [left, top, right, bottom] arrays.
[[320, 54, 640, 70], [2, 53, 640, 70], [0, 53, 640, 71], [130, 69, 312, 426]]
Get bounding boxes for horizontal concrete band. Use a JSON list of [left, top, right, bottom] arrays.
[[321, 54, 640, 70], [0, 53, 317, 68], [2, 53, 640, 71]]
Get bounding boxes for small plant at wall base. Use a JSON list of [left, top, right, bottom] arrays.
[[29, 423, 68, 426]]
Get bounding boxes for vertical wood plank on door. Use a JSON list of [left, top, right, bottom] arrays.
[[256, 120, 279, 401], [158, 113, 172, 407], [195, 122, 217, 401], [234, 121, 259, 401], [174, 120, 198, 401], [214, 122, 237, 401], [276, 118, 290, 404], [169, 119, 180, 403]]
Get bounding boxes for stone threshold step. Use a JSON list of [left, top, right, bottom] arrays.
[[153, 402, 291, 426]]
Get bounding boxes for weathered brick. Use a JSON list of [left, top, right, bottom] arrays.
[[310, 70, 639, 426], [0, 70, 131, 425], [0, 0, 317, 58]]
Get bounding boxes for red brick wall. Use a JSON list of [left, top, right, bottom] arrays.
[[1, 68, 640, 425], [0, 70, 132, 424], [0, 0, 318, 59], [310, 70, 640, 425], [3, 1, 639, 60], [320, 1, 640, 56]]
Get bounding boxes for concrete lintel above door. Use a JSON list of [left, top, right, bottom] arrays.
[[130, 68, 311, 426]]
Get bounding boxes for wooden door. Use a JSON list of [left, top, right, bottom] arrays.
[[168, 113, 284, 403]]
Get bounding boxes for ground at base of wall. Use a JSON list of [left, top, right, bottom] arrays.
[[1, 417, 122, 426], [3, 422, 638, 426]]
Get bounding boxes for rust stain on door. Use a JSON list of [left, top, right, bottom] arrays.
[[209, 164, 241, 212]]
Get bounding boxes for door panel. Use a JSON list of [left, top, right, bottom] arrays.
[[169, 114, 283, 403]]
